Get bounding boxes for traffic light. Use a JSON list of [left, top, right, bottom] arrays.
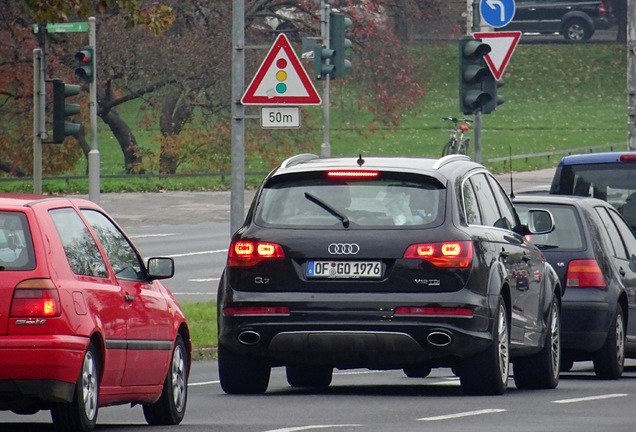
[[482, 76, 504, 114], [459, 37, 492, 115], [313, 44, 335, 80], [329, 12, 352, 78], [75, 46, 94, 83], [52, 80, 81, 143]]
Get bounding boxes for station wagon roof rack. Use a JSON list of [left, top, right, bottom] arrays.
[[432, 154, 471, 170], [280, 153, 320, 169]]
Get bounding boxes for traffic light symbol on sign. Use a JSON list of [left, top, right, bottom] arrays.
[[459, 37, 492, 115], [52, 80, 81, 144], [75, 46, 94, 83], [329, 12, 352, 79]]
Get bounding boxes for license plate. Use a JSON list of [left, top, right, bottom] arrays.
[[306, 261, 383, 279]]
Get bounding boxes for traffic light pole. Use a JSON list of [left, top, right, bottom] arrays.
[[320, 0, 331, 158], [33, 48, 44, 194], [87, 17, 100, 203], [471, 0, 483, 164]]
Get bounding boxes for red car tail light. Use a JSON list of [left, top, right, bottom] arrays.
[[597, 3, 607, 16], [223, 305, 290, 316], [619, 153, 636, 162], [566, 259, 607, 288], [403, 241, 473, 268], [10, 279, 61, 317], [228, 241, 285, 267], [395, 306, 473, 317]]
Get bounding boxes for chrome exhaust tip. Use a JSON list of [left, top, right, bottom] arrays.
[[427, 330, 452, 347], [237, 330, 261, 345]]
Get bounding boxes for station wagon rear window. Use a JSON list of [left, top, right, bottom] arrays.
[[256, 172, 446, 228]]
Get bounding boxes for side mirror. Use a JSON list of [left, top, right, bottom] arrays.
[[147, 257, 175, 280], [526, 209, 555, 235]]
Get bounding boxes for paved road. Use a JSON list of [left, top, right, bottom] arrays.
[[91, 168, 556, 229]]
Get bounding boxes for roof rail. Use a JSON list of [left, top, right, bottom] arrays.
[[432, 154, 471, 170], [280, 153, 320, 169]]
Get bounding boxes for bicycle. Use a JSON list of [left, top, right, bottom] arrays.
[[441, 117, 472, 157]]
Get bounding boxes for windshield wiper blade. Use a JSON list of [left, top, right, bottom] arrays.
[[304, 192, 350, 228]]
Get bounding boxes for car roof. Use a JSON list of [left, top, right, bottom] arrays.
[[272, 154, 485, 180], [557, 151, 636, 166], [512, 194, 609, 208], [0, 194, 95, 209]]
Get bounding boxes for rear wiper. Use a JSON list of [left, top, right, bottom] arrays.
[[304, 192, 350, 228], [535, 244, 559, 250]]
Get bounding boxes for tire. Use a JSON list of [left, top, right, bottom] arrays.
[[459, 297, 509, 395], [458, 138, 470, 155], [441, 141, 454, 157], [218, 343, 271, 394], [513, 295, 560, 390], [562, 18, 592, 42], [286, 365, 333, 388], [51, 343, 99, 432], [593, 305, 625, 380], [403, 365, 432, 378], [143, 334, 188, 425]]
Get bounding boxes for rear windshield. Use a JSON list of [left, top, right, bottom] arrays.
[[515, 203, 584, 251], [0, 212, 35, 270], [256, 172, 446, 228]]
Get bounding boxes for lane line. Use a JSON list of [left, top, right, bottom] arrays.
[[167, 249, 228, 258], [129, 233, 177, 238], [418, 408, 506, 421], [262, 426, 362, 432], [553, 393, 628, 404]]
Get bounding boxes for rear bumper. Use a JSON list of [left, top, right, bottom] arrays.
[[0, 335, 89, 407], [218, 289, 496, 369], [561, 299, 611, 353]]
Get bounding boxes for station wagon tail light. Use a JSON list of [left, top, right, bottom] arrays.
[[394, 306, 473, 317], [403, 241, 473, 268], [10, 279, 60, 317], [228, 241, 285, 267], [223, 305, 290, 316], [566, 259, 607, 288], [327, 170, 379, 179]]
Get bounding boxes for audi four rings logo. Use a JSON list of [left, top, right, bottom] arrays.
[[328, 243, 360, 255]]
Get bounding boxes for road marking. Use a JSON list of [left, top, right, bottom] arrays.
[[129, 233, 177, 238], [418, 408, 506, 421], [171, 291, 216, 296], [189, 380, 219, 386], [187, 278, 221, 283], [262, 426, 362, 432], [553, 394, 628, 404], [167, 249, 228, 258]]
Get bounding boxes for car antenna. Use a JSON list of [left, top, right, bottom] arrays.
[[509, 145, 515, 199], [357, 154, 365, 167]]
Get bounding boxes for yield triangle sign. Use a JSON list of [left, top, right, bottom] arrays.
[[473, 31, 521, 81], [241, 33, 321, 106]]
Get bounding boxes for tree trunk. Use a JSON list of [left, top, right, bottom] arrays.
[[100, 109, 143, 174], [158, 89, 193, 174]]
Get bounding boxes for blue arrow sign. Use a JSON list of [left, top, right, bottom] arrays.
[[480, 0, 516, 28]]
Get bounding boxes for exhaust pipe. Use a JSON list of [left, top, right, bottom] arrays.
[[237, 330, 261, 345], [427, 330, 452, 347]]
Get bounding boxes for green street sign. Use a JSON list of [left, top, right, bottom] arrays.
[[34, 22, 89, 33]]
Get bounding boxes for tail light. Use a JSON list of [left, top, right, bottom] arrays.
[[566, 259, 606, 288], [403, 241, 473, 268], [10, 279, 60, 318], [619, 153, 636, 162], [223, 305, 290, 316], [327, 170, 379, 179], [597, 3, 607, 16], [228, 240, 284, 267], [395, 306, 473, 317]]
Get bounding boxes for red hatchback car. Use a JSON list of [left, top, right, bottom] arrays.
[[0, 194, 191, 431]]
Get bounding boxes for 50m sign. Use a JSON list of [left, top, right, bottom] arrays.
[[261, 107, 300, 129]]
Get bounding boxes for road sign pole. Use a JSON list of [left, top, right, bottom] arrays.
[[320, 0, 331, 158], [33, 49, 43, 194], [231, 0, 246, 235], [628, 0, 636, 150]]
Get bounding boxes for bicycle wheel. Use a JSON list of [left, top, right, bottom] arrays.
[[441, 140, 454, 157], [458, 138, 470, 155]]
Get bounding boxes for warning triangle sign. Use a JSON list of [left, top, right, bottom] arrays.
[[241, 34, 321, 106], [473, 31, 521, 81]]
